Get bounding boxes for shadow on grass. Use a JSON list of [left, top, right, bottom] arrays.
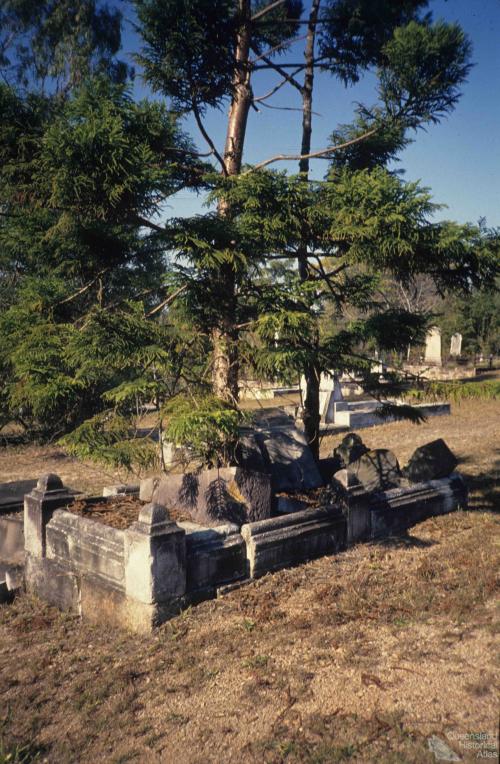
[[373, 534, 437, 549], [466, 450, 500, 513]]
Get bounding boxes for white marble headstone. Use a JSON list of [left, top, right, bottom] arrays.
[[424, 326, 442, 366], [450, 332, 462, 357]]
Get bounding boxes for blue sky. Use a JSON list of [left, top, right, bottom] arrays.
[[123, 0, 500, 227]]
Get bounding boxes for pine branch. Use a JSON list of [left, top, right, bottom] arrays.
[[251, 0, 288, 22], [56, 269, 109, 306], [258, 101, 321, 116], [310, 263, 349, 281], [252, 51, 304, 93], [191, 99, 228, 176], [134, 215, 167, 234], [244, 127, 378, 173], [145, 284, 188, 317], [253, 66, 304, 103], [250, 34, 309, 65]]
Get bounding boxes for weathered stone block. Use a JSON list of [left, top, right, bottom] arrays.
[[0, 479, 37, 513], [152, 467, 271, 527], [0, 512, 24, 563], [369, 473, 467, 538], [139, 476, 161, 502], [25, 553, 80, 612], [46, 510, 125, 588], [124, 503, 186, 606], [183, 524, 246, 595], [332, 433, 369, 469], [402, 439, 458, 483], [260, 429, 323, 492], [236, 429, 268, 473], [346, 449, 401, 493], [102, 484, 139, 497], [241, 506, 346, 578], [250, 409, 324, 491]]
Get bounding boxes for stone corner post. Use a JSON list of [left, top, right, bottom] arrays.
[[24, 473, 74, 558], [124, 503, 186, 615]]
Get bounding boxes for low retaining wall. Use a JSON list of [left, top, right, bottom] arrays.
[[402, 365, 477, 380], [16, 470, 468, 632], [241, 506, 346, 578]]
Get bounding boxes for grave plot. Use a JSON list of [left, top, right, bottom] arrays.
[[299, 371, 451, 432], [0, 425, 467, 631]]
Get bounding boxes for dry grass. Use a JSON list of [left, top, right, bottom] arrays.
[[0, 398, 499, 763]]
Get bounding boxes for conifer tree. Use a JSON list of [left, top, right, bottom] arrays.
[[134, 0, 495, 462], [0, 76, 207, 451], [135, 0, 303, 400]]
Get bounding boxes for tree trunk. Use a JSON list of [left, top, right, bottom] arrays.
[[298, 0, 321, 458], [211, 0, 253, 403]]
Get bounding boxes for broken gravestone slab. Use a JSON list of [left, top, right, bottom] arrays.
[[0, 479, 38, 512], [332, 433, 369, 471], [402, 439, 458, 483], [151, 467, 271, 528], [261, 429, 323, 492], [338, 449, 401, 494], [235, 429, 268, 473], [250, 408, 323, 493]]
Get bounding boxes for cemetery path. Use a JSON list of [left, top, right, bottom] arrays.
[[0, 398, 498, 763]]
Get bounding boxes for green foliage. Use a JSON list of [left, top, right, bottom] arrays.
[[441, 279, 500, 357], [162, 395, 247, 468], [135, 0, 239, 111], [0, 1, 493, 470], [318, 0, 429, 84], [405, 380, 500, 404], [60, 412, 157, 471], [135, 0, 303, 112], [0, 0, 128, 90], [0, 73, 210, 449], [379, 20, 472, 126], [27, 78, 199, 223]]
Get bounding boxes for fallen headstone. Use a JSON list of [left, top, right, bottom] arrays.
[[235, 429, 268, 473], [0, 479, 38, 512], [341, 449, 401, 493], [261, 428, 323, 492], [403, 439, 458, 483], [332, 433, 369, 470], [251, 408, 323, 492], [151, 467, 271, 528]]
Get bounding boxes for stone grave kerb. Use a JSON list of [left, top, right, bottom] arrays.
[[24, 473, 75, 558], [124, 502, 186, 606]]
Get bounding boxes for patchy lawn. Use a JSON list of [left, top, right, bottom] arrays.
[[0, 398, 498, 763]]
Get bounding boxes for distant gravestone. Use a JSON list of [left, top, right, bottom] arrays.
[[300, 372, 349, 424], [449, 332, 462, 357], [424, 326, 442, 366]]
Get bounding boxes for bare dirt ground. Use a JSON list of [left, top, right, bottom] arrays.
[[0, 398, 499, 763]]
